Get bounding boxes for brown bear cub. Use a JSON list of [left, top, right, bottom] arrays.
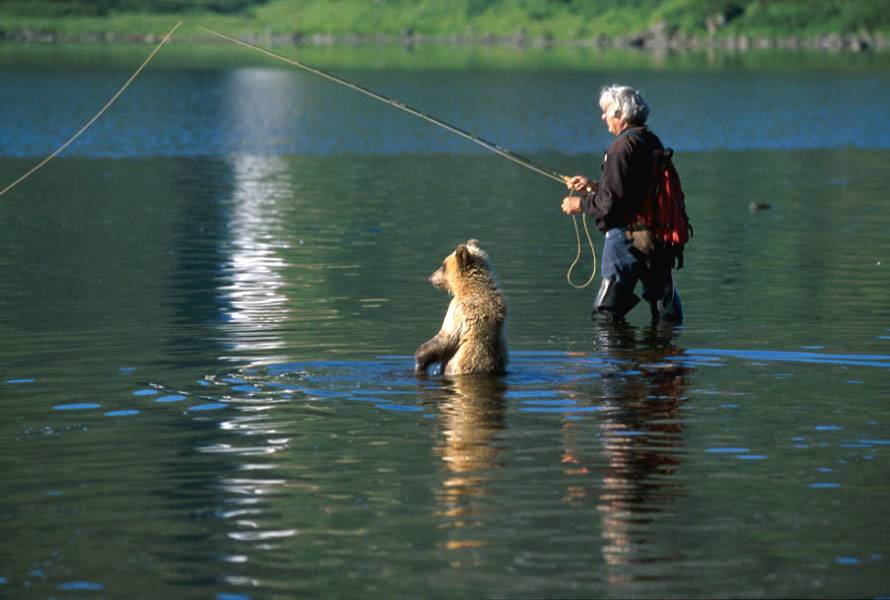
[[415, 240, 508, 376]]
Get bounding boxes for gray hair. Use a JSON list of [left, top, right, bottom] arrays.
[[599, 84, 650, 125]]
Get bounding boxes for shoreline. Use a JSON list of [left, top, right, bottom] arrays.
[[3, 29, 887, 53]]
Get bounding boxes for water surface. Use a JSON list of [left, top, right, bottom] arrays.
[[0, 46, 888, 598]]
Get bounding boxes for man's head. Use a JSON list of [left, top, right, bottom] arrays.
[[598, 84, 649, 136]]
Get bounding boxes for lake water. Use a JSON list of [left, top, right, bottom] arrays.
[[1, 44, 889, 598]]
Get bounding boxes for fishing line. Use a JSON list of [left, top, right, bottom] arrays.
[[199, 26, 566, 184], [566, 195, 597, 289], [0, 20, 183, 199], [198, 26, 598, 287]]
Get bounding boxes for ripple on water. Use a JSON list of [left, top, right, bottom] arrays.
[[53, 403, 100, 411], [230, 385, 261, 393], [705, 447, 749, 454], [155, 394, 187, 403], [105, 409, 140, 417], [859, 438, 890, 446], [520, 399, 578, 407], [604, 429, 647, 437], [506, 390, 564, 399], [687, 348, 890, 368], [374, 403, 425, 413], [188, 402, 228, 412], [57, 581, 105, 591], [815, 425, 843, 432], [519, 405, 603, 414]]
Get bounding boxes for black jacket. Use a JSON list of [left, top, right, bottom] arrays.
[[580, 126, 664, 232]]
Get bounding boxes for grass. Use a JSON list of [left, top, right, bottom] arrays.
[[1, 0, 889, 42]]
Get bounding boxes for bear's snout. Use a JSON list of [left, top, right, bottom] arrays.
[[429, 267, 448, 290]]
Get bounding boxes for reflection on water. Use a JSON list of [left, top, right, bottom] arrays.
[[144, 324, 890, 597], [562, 323, 689, 582], [3, 61, 890, 157], [219, 154, 293, 364], [426, 376, 507, 551], [1, 149, 889, 597], [2, 54, 890, 597], [215, 69, 297, 365], [180, 325, 696, 588], [3, 333, 890, 596]]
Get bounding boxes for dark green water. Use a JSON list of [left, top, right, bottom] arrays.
[[1, 46, 889, 598]]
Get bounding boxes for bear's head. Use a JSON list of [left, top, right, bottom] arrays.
[[429, 239, 493, 295]]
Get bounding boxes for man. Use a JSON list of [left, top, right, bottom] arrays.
[[561, 84, 683, 325]]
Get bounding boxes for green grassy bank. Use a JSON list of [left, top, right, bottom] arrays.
[[2, 0, 889, 50]]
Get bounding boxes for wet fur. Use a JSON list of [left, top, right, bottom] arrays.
[[415, 240, 508, 376]]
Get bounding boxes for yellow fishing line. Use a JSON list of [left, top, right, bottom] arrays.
[[0, 21, 599, 289], [0, 20, 183, 199], [198, 26, 599, 288], [565, 190, 597, 289]]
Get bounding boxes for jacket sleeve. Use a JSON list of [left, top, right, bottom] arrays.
[[580, 137, 633, 221]]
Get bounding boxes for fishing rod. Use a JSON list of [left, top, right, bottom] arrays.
[[199, 26, 597, 288], [198, 26, 569, 185]]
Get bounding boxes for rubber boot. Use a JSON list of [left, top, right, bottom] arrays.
[[593, 277, 641, 322], [654, 283, 683, 326]]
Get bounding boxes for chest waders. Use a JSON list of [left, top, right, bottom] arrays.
[[593, 228, 683, 325]]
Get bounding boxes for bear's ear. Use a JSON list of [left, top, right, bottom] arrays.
[[465, 239, 488, 260], [454, 245, 472, 271]]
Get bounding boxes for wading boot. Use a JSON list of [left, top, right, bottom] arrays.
[[593, 277, 640, 322], [653, 284, 683, 326]]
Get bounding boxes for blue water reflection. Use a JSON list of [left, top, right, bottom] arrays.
[[3, 67, 890, 158], [4, 323, 889, 596], [53, 402, 100, 411], [2, 49, 890, 598]]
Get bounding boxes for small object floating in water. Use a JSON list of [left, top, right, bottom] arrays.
[[749, 202, 772, 212]]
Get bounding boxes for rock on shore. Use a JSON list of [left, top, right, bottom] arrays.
[[2, 27, 887, 53]]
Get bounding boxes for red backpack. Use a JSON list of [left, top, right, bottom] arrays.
[[633, 146, 693, 269]]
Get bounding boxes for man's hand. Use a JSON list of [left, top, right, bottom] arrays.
[[561, 196, 582, 215], [563, 175, 595, 192]]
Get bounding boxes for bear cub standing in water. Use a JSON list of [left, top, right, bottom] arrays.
[[415, 240, 508, 376]]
